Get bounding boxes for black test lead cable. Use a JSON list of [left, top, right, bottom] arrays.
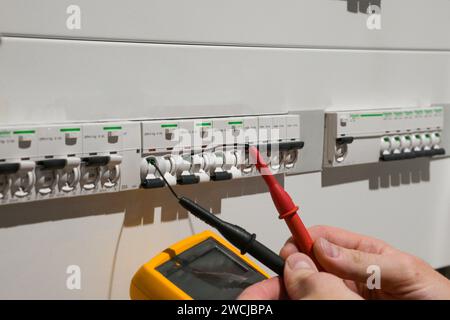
[[149, 158, 285, 276]]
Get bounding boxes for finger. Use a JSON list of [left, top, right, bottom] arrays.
[[237, 277, 286, 300], [284, 253, 361, 300], [309, 225, 391, 254], [280, 238, 299, 260], [313, 237, 408, 285]]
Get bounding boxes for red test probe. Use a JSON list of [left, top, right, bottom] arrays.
[[249, 146, 316, 259]]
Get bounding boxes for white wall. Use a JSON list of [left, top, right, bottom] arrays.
[[1, 0, 450, 299]]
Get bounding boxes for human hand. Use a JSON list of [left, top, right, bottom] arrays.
[[281, 225, 450, 299], [238, 225, 450, 300], [238, 250, 362, 300]]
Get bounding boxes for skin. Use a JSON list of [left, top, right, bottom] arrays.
[[238, 225, 450, 300]]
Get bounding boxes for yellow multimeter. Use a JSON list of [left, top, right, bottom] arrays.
[[130, 230, 270, 300]]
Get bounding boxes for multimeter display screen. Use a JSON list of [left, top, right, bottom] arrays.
[[156, 237, 267, 300]]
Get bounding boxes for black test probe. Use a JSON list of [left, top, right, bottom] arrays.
[[149, 158, 285, 276]]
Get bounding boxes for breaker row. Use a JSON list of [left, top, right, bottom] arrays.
[[0, 114, 302, 205], [0, 106, 447, 205]]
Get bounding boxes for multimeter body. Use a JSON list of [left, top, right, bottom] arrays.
[[130, 230, 269, 300]]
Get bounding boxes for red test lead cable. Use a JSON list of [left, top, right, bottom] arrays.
[[249, 146, 315, 258]]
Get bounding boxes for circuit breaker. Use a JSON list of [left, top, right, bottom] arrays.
[[0, 122, 141, 205], [324, 106, 446, 167], [140, 114, 304, 190]]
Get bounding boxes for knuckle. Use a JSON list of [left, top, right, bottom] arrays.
[[294, 271, 326, 290], [397, 253, 422, 277], [309, 225, 327, 234], [347, 248, 365, 265]]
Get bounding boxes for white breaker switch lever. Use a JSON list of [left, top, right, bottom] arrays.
[[101, 155, 122, 189], [59, 157, 81, 193], [141, 156, 176, 188], [10, 161, 36, 198], [190, 153, 210, 183], [212, 149, 242, 181], [80, 155, 123, 191], [35, 158, 66, 196]]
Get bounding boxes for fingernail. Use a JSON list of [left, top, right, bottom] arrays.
[[287, 254, 314, 271], [319, 238, 339, 258]]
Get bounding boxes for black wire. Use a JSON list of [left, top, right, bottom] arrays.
[[148, 158, 180, 200]]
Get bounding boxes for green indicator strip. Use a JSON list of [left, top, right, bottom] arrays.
[[103, 126, 122, 131], [425, 110, 433, 113], [394, 112, 403, 116], [13, 130, 35, 134], [60, 128, 80, 132], [383, 112, 393, 116], [434, 108, 443, 112], [360, 113, 383, 118], [196, 122, 212, 127], [405, 112, 413, 115], [415, 110, 424, 114], [0, 131, 11, 136], [228, 121, 243, 125], [161, 124, 178, 128]]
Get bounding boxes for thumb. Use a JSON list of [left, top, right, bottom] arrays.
[[313, 237, 409, 285], [284, 253, 361, 300]]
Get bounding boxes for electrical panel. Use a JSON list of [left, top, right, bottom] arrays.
[[2, 105, 446, 205], [324, 106, 446, 167], [0, 114, 304, 205]]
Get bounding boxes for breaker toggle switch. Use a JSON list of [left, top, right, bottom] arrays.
[[172, 154, 199, 185], [380, 136, 391, 156], [0, 163, 20, 200], [10, 161, 35, 198], [0, 163, 19, 200], [220, 150, 242, 179], [190, 153, 210, 183], [140, 158, 163, 189], [242, 148, 256, 176], [141, 156, 176, 188], [101, 155, 122, 189], [201, 152, 227, 180], [35, 159, 71, 195], [80, 166, 100, 191], [431, 132, 441, 146], [283, 149, 298, 169], [414, 134, 433, 157], [35, 164, 57, 196], [58, 157, 81, 193], [335, 142, 348, 163], [0, 174, 9, 200], [80, 155, 119, 191]]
